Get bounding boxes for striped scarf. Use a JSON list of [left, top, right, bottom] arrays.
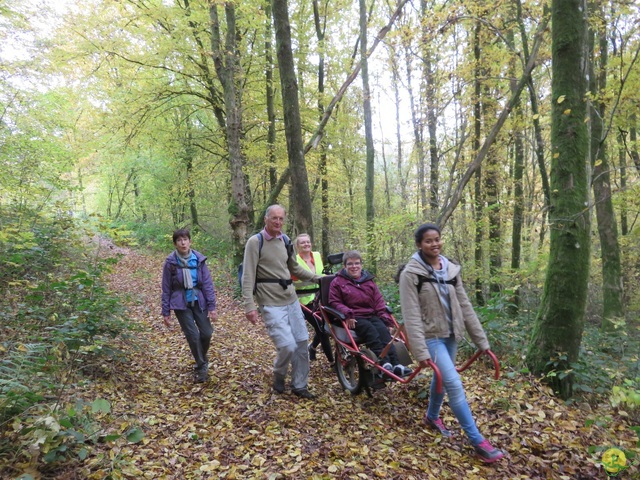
[[176, 250, 194, 290]]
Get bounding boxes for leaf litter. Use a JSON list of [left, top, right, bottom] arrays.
[[66, 247, 638, 479]]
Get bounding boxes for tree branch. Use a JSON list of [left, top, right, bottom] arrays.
[[264, 0, 410, 207], [436, 14, 550, 227]]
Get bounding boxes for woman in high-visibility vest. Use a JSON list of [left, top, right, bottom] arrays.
[[293, 234, 334, 364]]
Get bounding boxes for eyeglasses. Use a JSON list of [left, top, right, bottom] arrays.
[[345, 262, 361, 267]]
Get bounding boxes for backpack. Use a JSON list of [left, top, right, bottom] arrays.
[[395, 262, 458, 293], [238, 232, 293, 292]]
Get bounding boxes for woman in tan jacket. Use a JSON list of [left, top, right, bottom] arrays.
[[399, 223, 504, 463]]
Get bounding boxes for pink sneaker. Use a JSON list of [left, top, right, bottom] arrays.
[[423, 415, 453, 438], [474, 439, 505, 463]]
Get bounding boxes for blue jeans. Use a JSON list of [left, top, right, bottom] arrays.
[[426, 335, 484, 446]]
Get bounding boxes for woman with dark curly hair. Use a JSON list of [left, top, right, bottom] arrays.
[[399, 223, 504, 463]]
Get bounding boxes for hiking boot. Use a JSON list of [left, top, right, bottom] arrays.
[[424, 415, 453, 438], [474, 439, 505, 463], [393, 364, 413, 377], [308, 345, 317, 361], [194, 371, 208, 383], [292, 388, 316, 399], [273, 374, 285, 394]]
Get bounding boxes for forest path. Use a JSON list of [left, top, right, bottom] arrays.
[[73, 243, 637, 479]]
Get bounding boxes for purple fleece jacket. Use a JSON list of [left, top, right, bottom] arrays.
[[328, 269, 391, 323], [161, 249, 217, 317]]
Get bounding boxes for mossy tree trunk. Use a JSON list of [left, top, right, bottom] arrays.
[[526, 0, 590, 399]]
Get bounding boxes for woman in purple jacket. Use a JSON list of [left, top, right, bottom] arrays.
[[162, 229, 217, 383], [328, 251, 412, 377]]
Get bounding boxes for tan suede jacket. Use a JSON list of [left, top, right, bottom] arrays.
[[398, 255, 489, 362]]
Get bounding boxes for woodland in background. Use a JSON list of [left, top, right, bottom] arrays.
[[1, 0, 640, 476]]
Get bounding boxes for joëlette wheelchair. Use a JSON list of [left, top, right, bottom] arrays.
[[300, 253, 500, 398]]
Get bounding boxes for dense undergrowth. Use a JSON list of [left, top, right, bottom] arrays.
[[0, 211, 140, 478], [0, 215, 638, 477]]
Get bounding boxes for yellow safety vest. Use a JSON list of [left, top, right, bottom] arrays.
[[295, 251, 323, 305]]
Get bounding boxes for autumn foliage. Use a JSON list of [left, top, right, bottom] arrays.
[[3, 244, 634, 479]]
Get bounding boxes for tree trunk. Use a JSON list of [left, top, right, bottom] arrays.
[[484, 88, 501, 296], [210, 4, 249, 263], [509, 5, 525, 312], [360, 0, 376, 270], [526, 0, 590, 399], [378, 95, 391, 210], [426, 55, 439, 215], [77, 167, 87, 217], [271, 0, 313, 237], [421, 0, 439, 215], [509, 104, 525, 311], [265, 1, 277, 193], [517, 0, 551, 243], [473, 20, 485, 306], [312, 0, 329, 258], [132, 168, 146, 222], [630, 113, 639, 170], [183, 0, 227, 131], [588, 8, 624, 329], [389, 43, 407, 204], [402, 31, 426, 217], [185, 156, 199, 231], [618, 130, 627, 235], [113, 168, 135, 222], [268, 0, 409, 203]]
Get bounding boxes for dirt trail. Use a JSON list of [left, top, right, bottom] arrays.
[[71, 245, 637, 479]]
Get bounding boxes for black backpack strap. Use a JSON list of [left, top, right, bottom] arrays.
[[248, 233, 264, 295], [416, 275, 457, 293], [282, 233, 294, 258], [256, 278, 293, 290]]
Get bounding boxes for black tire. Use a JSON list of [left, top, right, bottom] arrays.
[[335, 344, 367, 395]]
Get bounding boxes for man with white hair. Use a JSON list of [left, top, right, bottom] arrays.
[[241, 205, 320, 399]]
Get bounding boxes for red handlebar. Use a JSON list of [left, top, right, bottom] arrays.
[[456, 349, 500, 379]]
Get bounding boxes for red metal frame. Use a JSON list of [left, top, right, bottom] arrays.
[[301, 302, 444, 393], [300, 291, 500, 396], [456, 348, 500, 379]]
